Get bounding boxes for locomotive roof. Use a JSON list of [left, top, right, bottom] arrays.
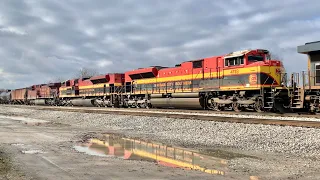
[[224, 49, 269, 58], [298, 41, 320, 54]]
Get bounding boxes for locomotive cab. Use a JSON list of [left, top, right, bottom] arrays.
[[224, 49, 284, 88], [224, 49, 277, 66], [224, 49, 275, 65]]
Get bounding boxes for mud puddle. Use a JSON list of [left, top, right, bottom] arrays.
[[74, 133, 260, 179]]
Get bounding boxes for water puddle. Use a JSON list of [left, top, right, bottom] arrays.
[[21, 150, 45, 154], [74, 134, 260, 179], [0, 115, 49, 125], [11, 143, 25, 146], [74, 145, 110, 157]]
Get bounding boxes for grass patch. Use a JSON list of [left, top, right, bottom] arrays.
[[0, 150, 12, 178], [0, 149, 27, 180]]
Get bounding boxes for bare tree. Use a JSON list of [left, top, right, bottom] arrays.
[[74, 67, 99, 79], [44, 68, 100, 85], [48, 77, 66, 84], [269, 51, 283, 61]]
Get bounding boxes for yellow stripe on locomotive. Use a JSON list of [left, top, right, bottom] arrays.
[[130, 65, 283, 94]]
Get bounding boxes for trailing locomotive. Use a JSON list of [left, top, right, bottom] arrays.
[[6, 83, 61, 105], [59, 73, 124, 107], [2, 41, 320, 113]]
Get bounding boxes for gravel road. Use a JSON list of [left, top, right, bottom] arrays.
[[1, 105, 320, 179]]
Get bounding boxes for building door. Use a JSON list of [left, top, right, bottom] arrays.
[[315, 63, 320, 85]]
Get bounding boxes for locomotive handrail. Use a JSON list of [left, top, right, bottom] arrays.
[[280, 73, 288, 87], [263, 75, 270, 86]]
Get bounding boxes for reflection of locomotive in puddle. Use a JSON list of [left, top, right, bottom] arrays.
[[80, 134, 259, 179]]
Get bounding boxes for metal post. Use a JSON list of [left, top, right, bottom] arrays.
[[290, 73, 294, 88], [302, 71, 305, 90]]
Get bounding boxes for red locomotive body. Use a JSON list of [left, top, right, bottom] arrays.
[[58, 73, 125, 107], [27, 85, 38, 100], [125, 67, 161, 82], [11, 88, 27, 104]]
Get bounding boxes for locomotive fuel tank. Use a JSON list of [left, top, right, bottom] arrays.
[[150, 94, 164, 98], [150, 97, 202, 109], [150, 93, 202, 109], [171, 93, 199, 98], [71, 99, 97, 107], [35, 99, 47, 105]]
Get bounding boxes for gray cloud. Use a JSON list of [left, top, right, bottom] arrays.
[[0, 0, 319, 89]]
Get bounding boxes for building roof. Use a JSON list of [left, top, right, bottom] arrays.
[[297, 41, 320, 54]]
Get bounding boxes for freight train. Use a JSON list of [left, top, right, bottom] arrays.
[[1, 41, 320, 113]]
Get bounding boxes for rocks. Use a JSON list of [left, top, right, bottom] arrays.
[[1, 106, 320, 158]]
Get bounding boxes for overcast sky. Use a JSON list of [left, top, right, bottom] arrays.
[[0, 0, 319, 89]]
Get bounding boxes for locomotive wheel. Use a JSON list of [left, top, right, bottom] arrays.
[[214, 103, 224, 111], [232, 102, 242, 112], [207, 98, 215, 110], [254, 99, 264, 112]]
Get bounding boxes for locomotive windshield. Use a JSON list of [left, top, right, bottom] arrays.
[[248, 55, 264, 62], [224, 55, 244, 66]]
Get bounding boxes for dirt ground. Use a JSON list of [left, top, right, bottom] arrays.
[[0, 115, 232, 180], [0, 107, 320, 180]]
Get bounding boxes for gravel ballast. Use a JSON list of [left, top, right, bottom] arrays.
[[1, 106, 320, 158]]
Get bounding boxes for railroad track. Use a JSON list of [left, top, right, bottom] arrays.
[[2, 105, 320, 128]]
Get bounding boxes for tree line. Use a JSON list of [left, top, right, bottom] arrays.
[[48, 67, 100, 83]]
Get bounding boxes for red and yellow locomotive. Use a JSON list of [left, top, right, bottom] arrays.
[[123, 49, 283, 112], [59, 73, 124, 106]]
